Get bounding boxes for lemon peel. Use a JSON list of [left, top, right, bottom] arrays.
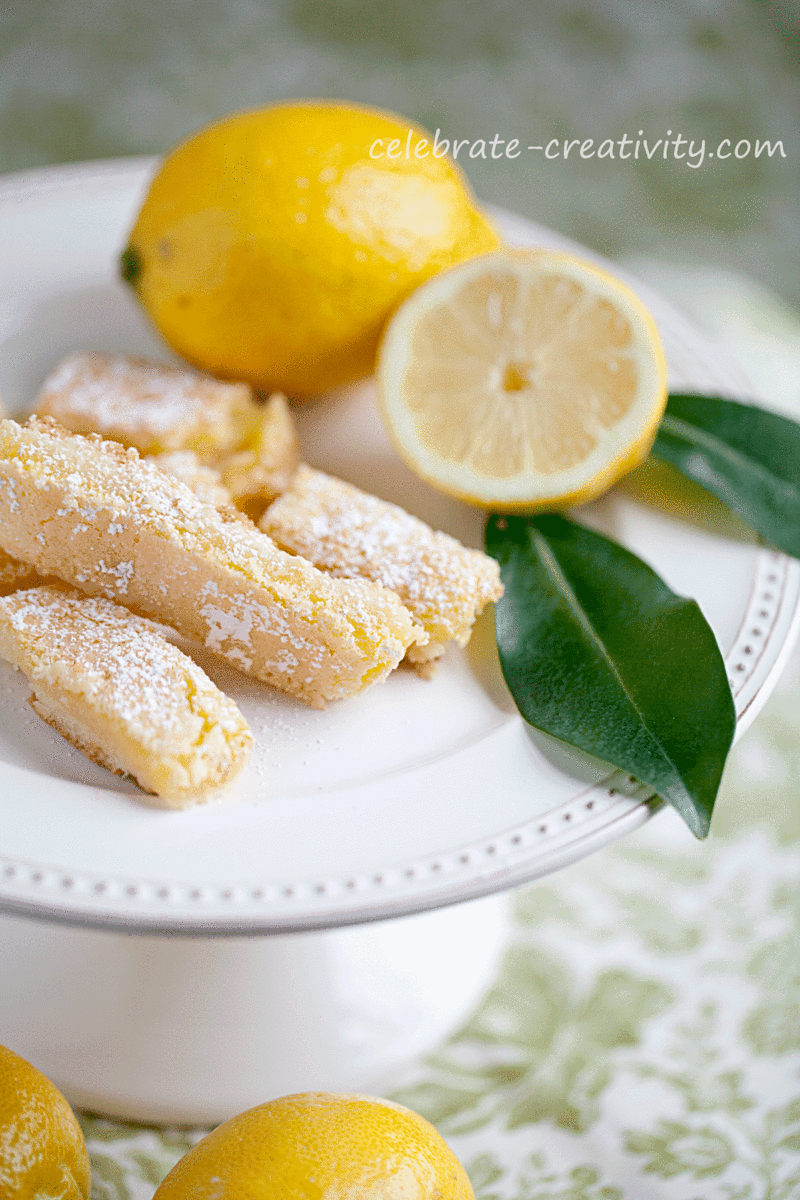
[[0, 1043, 91, 1200], [123, 102, 500, 398], [152, 1091, 474, 1200]]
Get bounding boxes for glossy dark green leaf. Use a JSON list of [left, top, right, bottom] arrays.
[[485, 513, 736, 838], [652, 393, 800, 556]]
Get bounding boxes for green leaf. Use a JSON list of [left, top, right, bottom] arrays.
[[652, 393, 800, 555], [485, 513, 736, 838]]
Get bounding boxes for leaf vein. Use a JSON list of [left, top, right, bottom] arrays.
[[658, 413, 794, 492], [531, 530, 679, 779]]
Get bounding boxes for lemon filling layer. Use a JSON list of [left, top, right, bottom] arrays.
[[0, 418, 426, 707]]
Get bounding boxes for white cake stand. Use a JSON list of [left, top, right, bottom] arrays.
[[0, 161, 797, 1124]]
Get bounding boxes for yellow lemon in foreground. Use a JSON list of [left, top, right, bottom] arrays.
[[152, 1092, 474, 1200], [122, 101, 501, 397], [377, 248, 668, 510], [0, 1043, 91, 1200]]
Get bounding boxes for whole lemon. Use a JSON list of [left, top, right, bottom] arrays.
[[152, 1091, 475, 1199], [121, 101, 501, 397], [0, 1043, 91, 1200]]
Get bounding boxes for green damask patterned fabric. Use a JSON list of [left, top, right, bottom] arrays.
[[73, 268, 800, 1200]]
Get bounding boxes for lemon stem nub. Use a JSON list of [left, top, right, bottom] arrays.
[[120, 245, 142, 287]]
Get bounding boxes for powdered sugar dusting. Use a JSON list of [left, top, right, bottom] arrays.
[[149, 450, 233, 508], [0, 418, 424, 706], [262, 465, 503, 648], [35, 352, 255, 453], [0, 585, 249, 755]]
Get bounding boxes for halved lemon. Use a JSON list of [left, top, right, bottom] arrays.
[[376, 248, 668, 510]]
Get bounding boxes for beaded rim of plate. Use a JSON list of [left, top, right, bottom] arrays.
[[0, 547, 795, 935], [0, 162, 798, 934]]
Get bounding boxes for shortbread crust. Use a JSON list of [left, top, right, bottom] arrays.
[[0, 418, 426, 707], [0, 585, 252, 806]]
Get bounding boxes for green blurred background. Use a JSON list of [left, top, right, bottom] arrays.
[[1, 0, 797, 305]]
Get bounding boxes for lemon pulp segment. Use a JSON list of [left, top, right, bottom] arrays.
[[378, 249, 668, 510]]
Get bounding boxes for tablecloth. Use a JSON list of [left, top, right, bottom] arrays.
[[74, 266, 800, 1199]]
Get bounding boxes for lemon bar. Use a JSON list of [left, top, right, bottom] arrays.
[[33, 352, 261, 457], [0, 419, 425, 706], [0, 585, 252, 806], [215, 393, 300, 518], [149, 450, 234, 508], [261, 465, 503, 671]]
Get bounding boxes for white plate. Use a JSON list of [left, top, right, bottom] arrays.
[[0, 159, 798, 934]]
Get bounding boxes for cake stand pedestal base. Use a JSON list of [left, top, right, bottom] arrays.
[[0, 893, 508, 1124]]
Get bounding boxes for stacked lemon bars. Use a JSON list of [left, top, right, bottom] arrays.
[[0, 354, 502, 808]]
